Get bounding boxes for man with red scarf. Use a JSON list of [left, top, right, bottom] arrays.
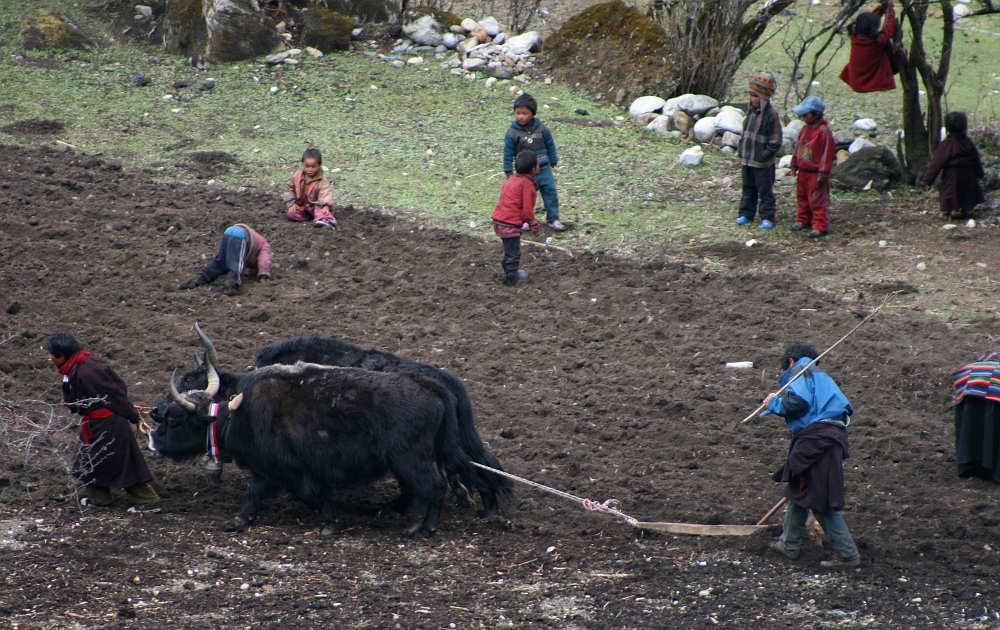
[[45, 332, 161, 512]]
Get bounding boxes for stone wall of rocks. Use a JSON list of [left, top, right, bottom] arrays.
[[370, 12, 542, 89]]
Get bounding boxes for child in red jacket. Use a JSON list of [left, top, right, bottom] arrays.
[[789, 96, 837, 238], [492, 151, 541, 285], [284, 148, 338, 228], [839, 0, 896, 93]]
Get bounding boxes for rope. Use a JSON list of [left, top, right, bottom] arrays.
[[470, 461, 639, 527]]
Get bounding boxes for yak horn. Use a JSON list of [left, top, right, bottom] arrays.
[[193, 349, 204, 368], [205, 359, 221, 398], [194, 322, 219, 367], [170, 369, 196, 412], [228, 393, 244, 411]]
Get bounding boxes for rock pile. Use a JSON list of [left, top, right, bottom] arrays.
[[377, 11, 540, 83], [631, 94, 903, 185]]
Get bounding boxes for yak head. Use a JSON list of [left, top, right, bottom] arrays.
[[149, 357, 244, 460], [150, 322, 220, 423]]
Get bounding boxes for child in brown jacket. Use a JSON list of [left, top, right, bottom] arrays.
[[284, 148, 337, 228], [921, 112, 986, 220]]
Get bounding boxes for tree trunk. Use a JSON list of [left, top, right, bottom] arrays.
[[895, 48, 929, 182]]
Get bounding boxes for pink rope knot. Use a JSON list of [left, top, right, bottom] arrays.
[[581, 498, 602, 512]]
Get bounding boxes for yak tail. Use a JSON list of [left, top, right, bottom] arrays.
[[435, 370, 517, 514]]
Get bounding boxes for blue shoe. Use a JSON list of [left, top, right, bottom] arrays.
[[735, 216, 751, 226], [759, 220, 774, 230]]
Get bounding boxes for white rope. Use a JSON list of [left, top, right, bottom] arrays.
[[471, 461, 639, 527]]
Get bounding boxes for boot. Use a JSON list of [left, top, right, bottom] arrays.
[[222, 278, 241, 296], [504, 270, 530, 286], [178, 274, 209, 290]]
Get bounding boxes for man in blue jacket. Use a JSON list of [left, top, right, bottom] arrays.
[[763, 342, 861, 569], [503, 93, 565, 231]]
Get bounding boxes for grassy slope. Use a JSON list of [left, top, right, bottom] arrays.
[[0, 0, 996, 257]]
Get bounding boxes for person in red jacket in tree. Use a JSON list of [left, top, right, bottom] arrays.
[[789, 96, 837, 238], [492, 151, 541, 285], [839, 0, 897, 93]]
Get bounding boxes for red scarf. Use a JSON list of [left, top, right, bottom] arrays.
[[57, 350, 92, 376]]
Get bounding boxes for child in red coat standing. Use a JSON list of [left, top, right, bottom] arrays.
[[839, 0, 897, 93], [492, 151, 541, 285], [790, 96, 837, 238]]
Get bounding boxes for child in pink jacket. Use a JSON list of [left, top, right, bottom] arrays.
[[284, 148, 337, 228]]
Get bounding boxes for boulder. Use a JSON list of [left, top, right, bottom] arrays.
[[450, 24, 466, 34], [484, 63, 514, 79], [19, 9, 92, 50], [503, 31, 541, 55], [136, 5, 154, 18], [786, 119, 806, 136], [693, 116, 717, 143], [775, 137, 795, 158], [471, 26, 490, 43], [776, 167, 791, 179], [164, 0, 281, 63], [300, 8, 354, 53], [479, 16, 501, 37], [442, 32, 463, 49], [778, 155, 793, 169], [854, 118, 877, 131], [629, 95, 667, 117], [782, 125, 799, 145], [678, 146, 704, 166], [672, 110, 694, 134], [721, 145, 736, 155], [462, 57, 486, 70], [665, 93, 718, 116], [402, 14, 445, 47], [325, 0, 397, 23], [493, 32, 506, 45], [635, 112, 660, 126], [833, 129, 856, 146], [983, 191, 1000, 212], [831, 146, 901, 192], [461, 17, 479, 32], [647, 115, 673, 136], [715, 109, 744, 134], [849, 137, 876, 153], [721, 131, 740, 147], [836, 149, 850, 165], [456, 37, 478, 54]]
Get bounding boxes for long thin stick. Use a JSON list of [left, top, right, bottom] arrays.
[[740, 291, 900, 424], [522, 240, 574, 257], [756, 497, 788, 526]]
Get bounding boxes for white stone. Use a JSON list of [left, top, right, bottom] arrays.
[[283, 58, 300, 65], [775, 167, 791, 179], [848, 137, 876, 153], [678, 146, 704, 166], [479, 16, 501, 36], [407, 56, 424, 65], [449, 67, 465, 75], [966, 219, 977, 228], [135, 5, 153, 17], [502, 31, 541, 55], [391, 60, 406, 68], [720, 145, 736, 155], [493, 32, 506, 45], [721, 131, 740, 147], [878, 240, 887, 247], [665, 93, 718, 116], [485, 77, 497, 88], [461, 18, 479, 32], [647, 115, 673, 136], [693, 116, 717, 143], [778, 155, 793, 169], [351, 27, 364, 37], [714, 109, 744, 134], [629, 96, 666, 117], [743, 240, 756, 249], [304, 47, 323, 59], [286, 48, 302, 56], [269, 86, 279, 94], [722, 177, 733, 187], [854, 118, 877, 131], [264, 51, 291, 65], [402, 14, 445, 47], [941, 224, 957, 231], [954, 4, 971, 17], [462, 57, 486, 70], [442, 32, 462, 49]]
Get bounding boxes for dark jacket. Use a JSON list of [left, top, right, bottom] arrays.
[[839, 6, 897, 93], [738, 100, 782, 168], [921, 135, 986, 214], [504, 119, 558, 174], [64, 357, 152, 488], [772, 421, 850, 512]]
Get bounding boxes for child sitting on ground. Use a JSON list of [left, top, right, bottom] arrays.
[[284, 148, 337, 228], [504, 93, 565, 232], [493, 151, 541, 285], [763, 343, 861, 569], [178, 223, 272, 296], [921, 112, 986, 220], [789, 96, 836, 238]]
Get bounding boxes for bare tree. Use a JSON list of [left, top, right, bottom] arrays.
[[0, 397, 109, 512], [779, 0, 866, 110], [652, 0, 797, 100]]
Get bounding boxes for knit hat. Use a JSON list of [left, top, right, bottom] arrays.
[[748, 72, 777, 99]]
